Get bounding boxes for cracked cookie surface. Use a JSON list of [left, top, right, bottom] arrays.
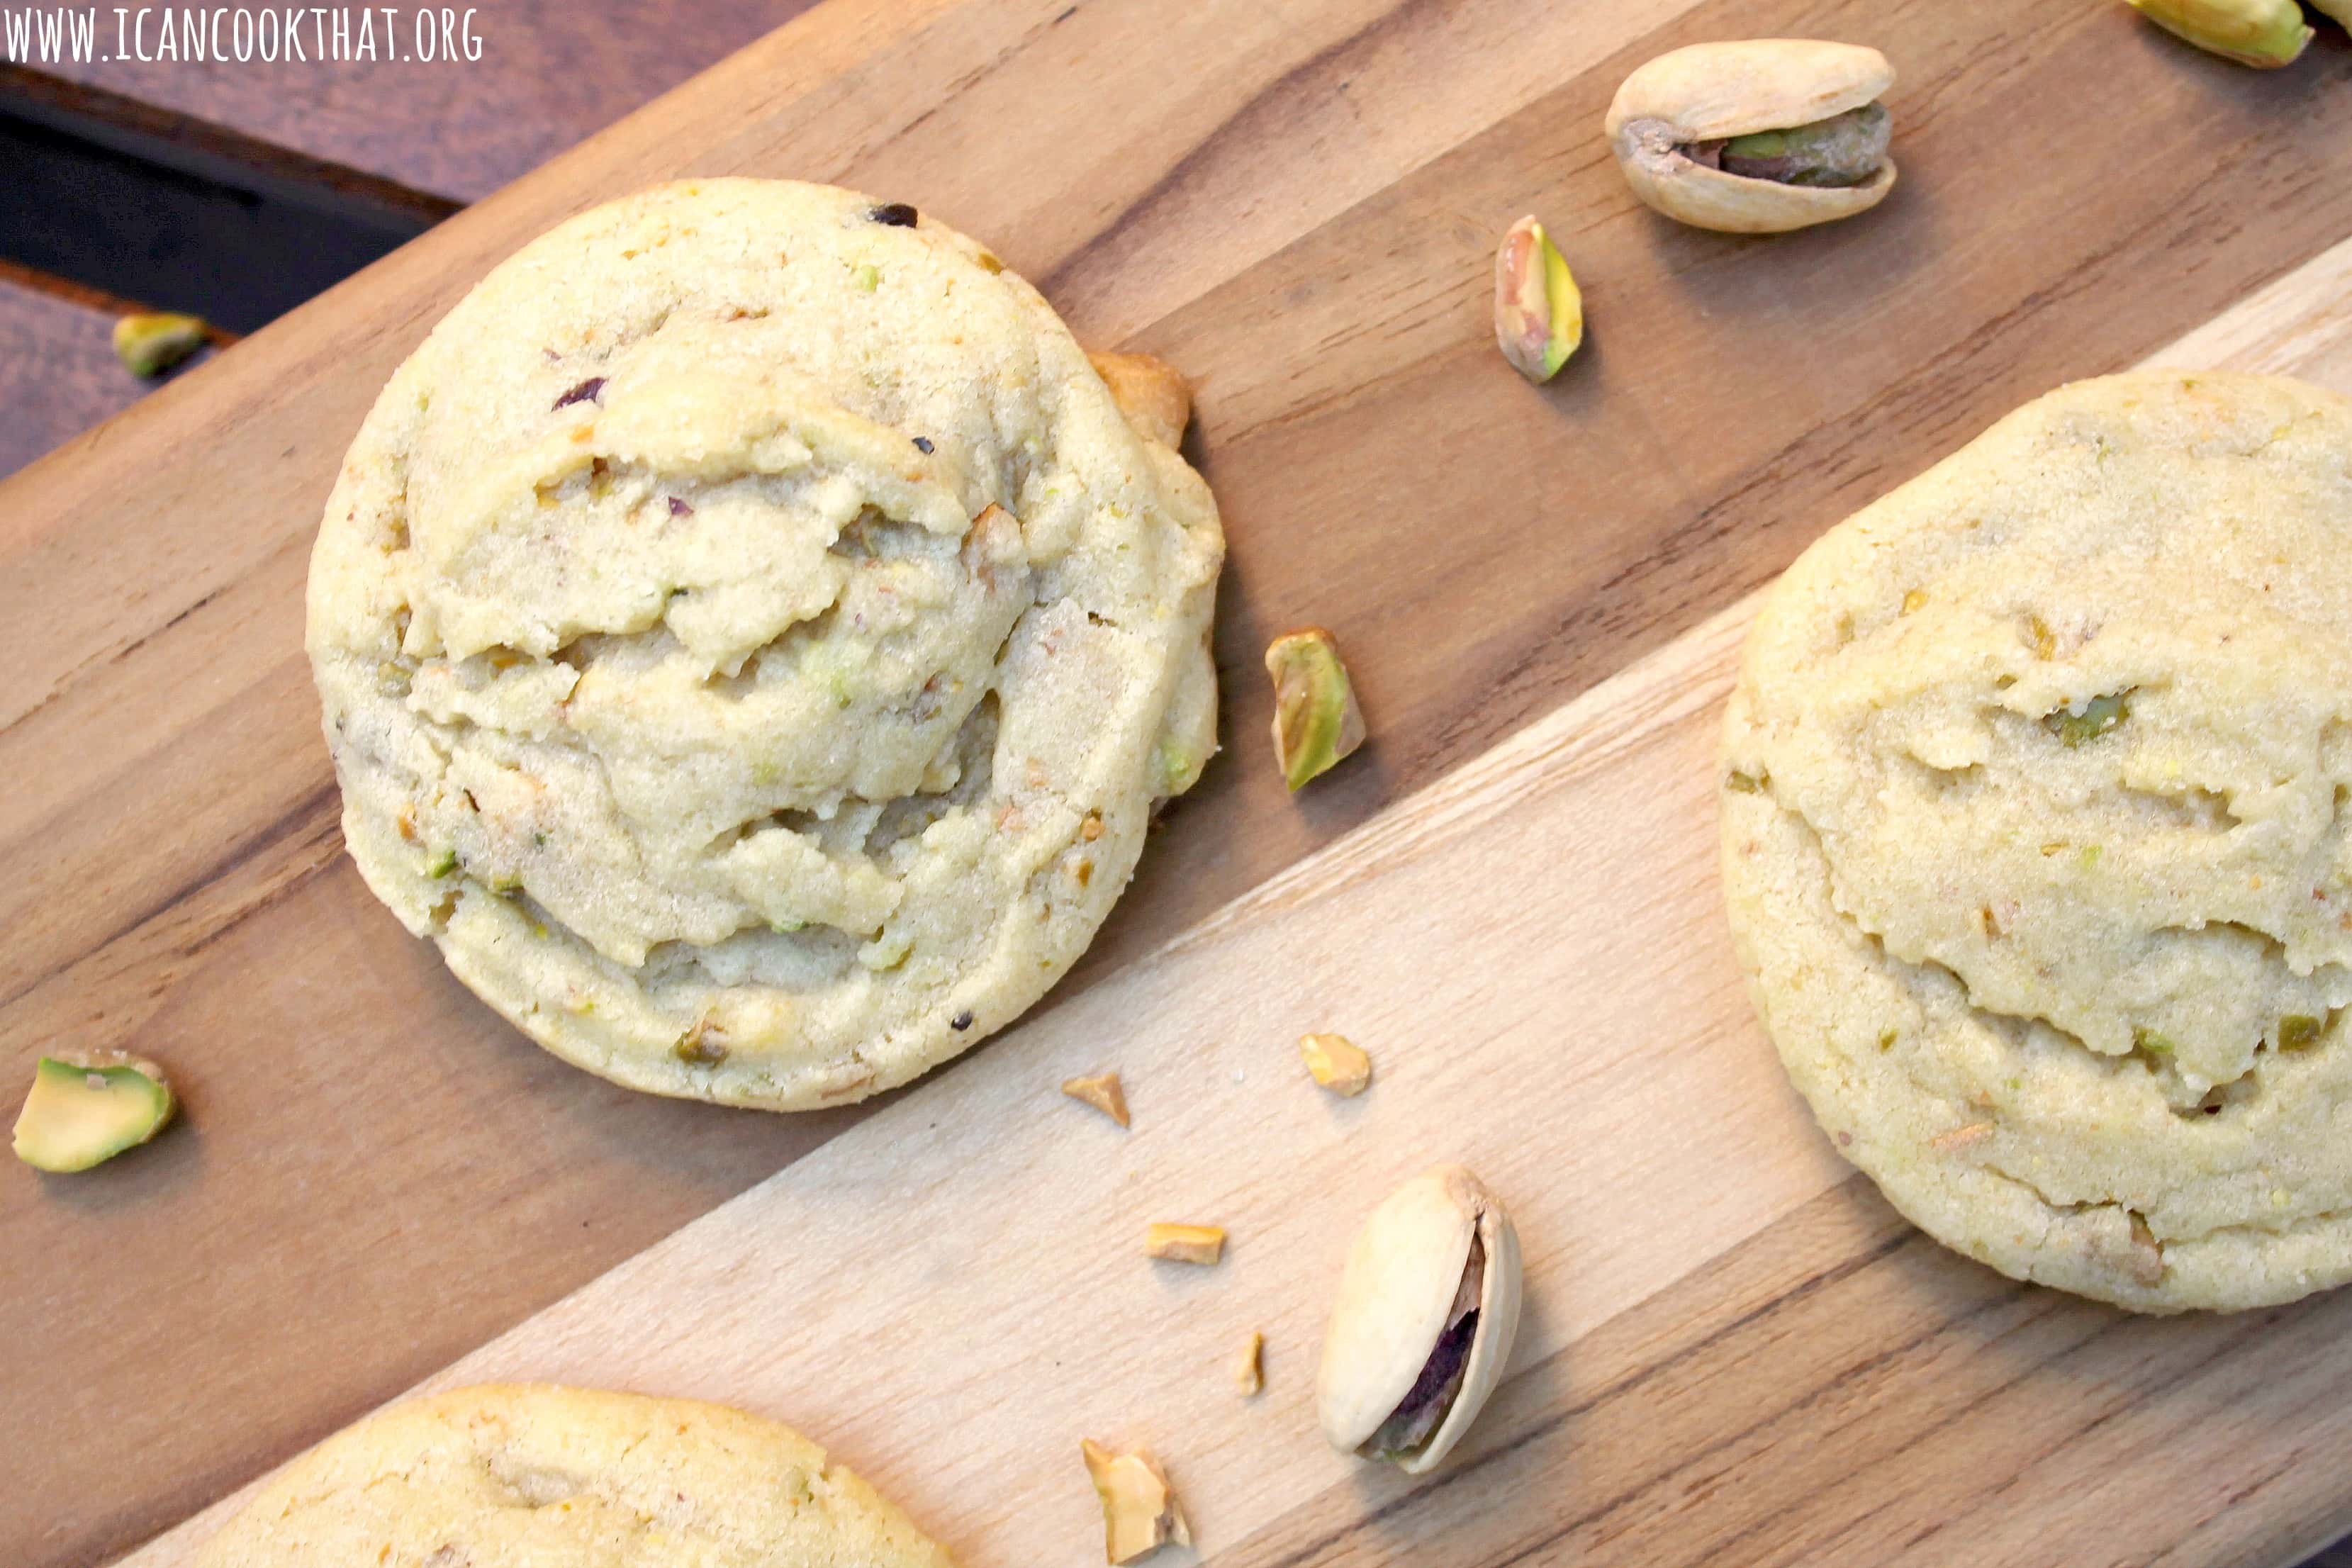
[[1722, 371, 2352, 1311], [197, 1383, 954, 1568], [308, 179, 1223, 1109]]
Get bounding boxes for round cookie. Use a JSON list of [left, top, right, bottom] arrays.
[[197, 1384, 953, 1567], [308, 179, 1223, 1109], [1721, 370, 2352, 1312]]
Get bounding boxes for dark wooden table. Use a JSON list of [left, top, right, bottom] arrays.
[[0, 0, 813, 477]]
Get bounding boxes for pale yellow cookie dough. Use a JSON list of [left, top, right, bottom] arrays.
[[198, 1384, 953, 1568], [308, 179, 1223, 1109], [1723, 370, 2352, 1312]]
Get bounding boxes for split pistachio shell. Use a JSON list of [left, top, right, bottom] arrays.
[[2313, 0, 2350, 28], [1316, 1165, 1523, 1474], [111, 312, 208, 378], [1494, 216, 1583, 383], [2127, 0, 2311, 65], [1266, 629, 1365, 791], [1606, 40, 1896, 234]]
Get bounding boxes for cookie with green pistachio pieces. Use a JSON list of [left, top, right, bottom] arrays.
[[308, 179, 1222, 1109], [1723, 370, 2352, 1312]]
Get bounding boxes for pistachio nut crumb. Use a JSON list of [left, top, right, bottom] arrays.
[[1299, 1032, 1372, 1097], [2043, 689, 2132, 746], [1234, 1331, 1265, 1396], [1145, 1223, 1226, 1265], [1063, 1071, 1131, 1128], [673, 1022, 729, 1067], [112, 312, 208, 378], [1080, 1439, 1191, 1564]]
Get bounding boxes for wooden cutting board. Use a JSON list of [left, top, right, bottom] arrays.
[[6, 2, 2352, 1566]]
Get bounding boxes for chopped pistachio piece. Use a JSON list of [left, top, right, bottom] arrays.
[[1080, 1439, 1191, 1564], [1062, 1070, 1131, 1127], [673, 1023, 729, 1066], [1492, 215, 1584, 383], [112, 312, 208, 378], [13, 1051, 177, 1172], [1299, 1032, 1372, 1097], [1265, 628, 1365, 791], [2127, 0, 2312, 67], [1234, 1331, 1265, 1396], [2278, 1014, 2324, 1050], [1144, 1223, 1226, 1265], [2044, 690, 2131, 746]]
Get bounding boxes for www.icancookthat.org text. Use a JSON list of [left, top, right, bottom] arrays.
[[4, 6, 481, 64]]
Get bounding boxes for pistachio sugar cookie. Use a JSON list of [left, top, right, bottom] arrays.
[[1723, 371, 2352, 1311], [198, 1384, 954, 1568], [308, 180, 1223, 1109]]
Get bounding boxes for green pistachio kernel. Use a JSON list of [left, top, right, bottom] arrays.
[[1265, 628, 1366, 791], [1718, 101, 1891, 188], [2278, 1014, 2324, 1050], [2044, 690, 2132, 746], [13, 1053, 177, 1172], [112, 311, 209, 377], [2127, 0, 2312, 67]]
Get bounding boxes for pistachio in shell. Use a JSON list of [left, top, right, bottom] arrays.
[[1605, 39, 1897, 235], [1316, 1164, 1523, 1474]]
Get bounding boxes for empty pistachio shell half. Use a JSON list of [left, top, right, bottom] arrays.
[[1316, 1164, 1523, 1474], [2313, 0, 2350, 28], [2127, 0, 2311, 66], [1606, 40, 1897, 234]]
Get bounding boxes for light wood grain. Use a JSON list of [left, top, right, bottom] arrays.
[[114, 240, 2352, 1568], [8, 1, 2352, 1564]]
